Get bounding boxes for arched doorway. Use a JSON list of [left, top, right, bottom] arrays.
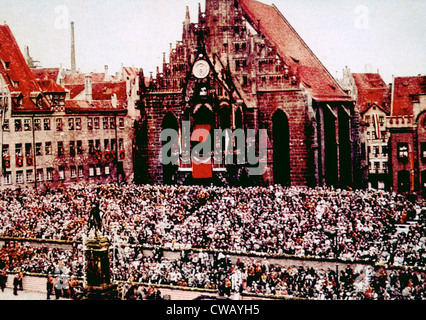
[[161, 112, 179, 184], [272, 110, 290, 186]]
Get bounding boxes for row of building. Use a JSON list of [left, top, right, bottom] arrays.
[[340, 68, 426, 193], [0, 0, 425, 196]]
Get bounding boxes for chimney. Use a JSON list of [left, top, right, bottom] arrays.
[[104, 65, 109, 81], [85, 74, 92, 101], [71, 22, 76, 73], [111, 93, 117, 108]]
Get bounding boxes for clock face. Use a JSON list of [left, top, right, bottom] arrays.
[[193, 60, 210, 79]]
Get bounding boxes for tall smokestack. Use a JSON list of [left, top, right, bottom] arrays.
[[71, 21, 76, 73]]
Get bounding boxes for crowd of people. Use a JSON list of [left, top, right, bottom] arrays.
[[0, 242, 424, 300], [0, 183, 425, 266], [0, 183, 425, 299]]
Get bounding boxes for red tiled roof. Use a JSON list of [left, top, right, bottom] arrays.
[[64, 81, 127, 100], [122, 67, 140, 80], [0, 25, 51, 111], [92, 82, 127, 101], [65, 100, 126, 113], [37, 79, 67, 93], [352, 73, 390, 114], [238, 0, 351, 102], [32, 68, 60, 82], [392, 75, 426, 116], [63, 72, 106, 86], [64, 84, 84, 99]]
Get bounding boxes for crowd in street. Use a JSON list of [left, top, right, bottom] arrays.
[[0, 183, 425, 266], [0, 242, 425, 300], [0, 183, 426, 299]]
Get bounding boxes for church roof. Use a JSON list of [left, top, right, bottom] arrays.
[[238, 0, 351, 102]]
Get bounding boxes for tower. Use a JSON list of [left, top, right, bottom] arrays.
[[71, 21, 76, 73]]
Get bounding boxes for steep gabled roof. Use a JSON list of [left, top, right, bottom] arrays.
[[0, 24, 51, 111], [392, 75, 426, 116], [238, 0, 351, 102], [352, 73, 390, 114]]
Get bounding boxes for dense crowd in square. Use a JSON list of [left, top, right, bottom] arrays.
[[0, 183, 425, 299]]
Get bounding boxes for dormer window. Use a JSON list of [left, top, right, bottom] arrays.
[[5, 62, 10, 70]]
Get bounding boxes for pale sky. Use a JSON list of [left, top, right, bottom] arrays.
[[0, 0, 425, 84]]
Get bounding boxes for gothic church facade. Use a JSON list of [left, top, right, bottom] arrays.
[[136, 0, 361, 188]]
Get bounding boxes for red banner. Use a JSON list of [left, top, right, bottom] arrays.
[[192, 124, 212, 179]]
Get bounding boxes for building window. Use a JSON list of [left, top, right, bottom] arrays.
[[118, 138, 124, 151], [103, 117, 109, 130], [58, 141, 64, 156], [25, 143, 32, 157], [119, 118, 124, 129], [89, 165, 95, 177], [374, 162, 380, 173], [44, 119, 51, 131], [374, 146, 380, 157], [46, 168, 54, 181], [95, 139, 101, 152], [36, 143, 43, 156], [78, 166, 84, 178], [24, 119, 31, 131], [45, 142, 52, 155], [69, 118, 74, 130], [58, 166, 65, 180], [77, 140, 83, 154], [16, 171, 24, 184], [2, 119, 9, 131], [15, 119, 22, 132], [56, 118, 63, 131], [34, 119, 41, 131], [3, 172, 11, 185], [104, 164, 110, 175], [88, 117, 93, 130], [382, 145, 389, 155], [397, 143, 409, 161], [70, 166, 77, 179], [75, 118, 81, 130], [96, 165, 102, 176], [104, 139, 110, 152], [15, 144, 23, 157], [26, 170, 33, 183], [89, 140, 95, 154], [365, 115, 370, 124], [70, 141, 75, 157], [36, 169, 43, 182], [94, 117, 100, 129], [110, 117, 116, 129]]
